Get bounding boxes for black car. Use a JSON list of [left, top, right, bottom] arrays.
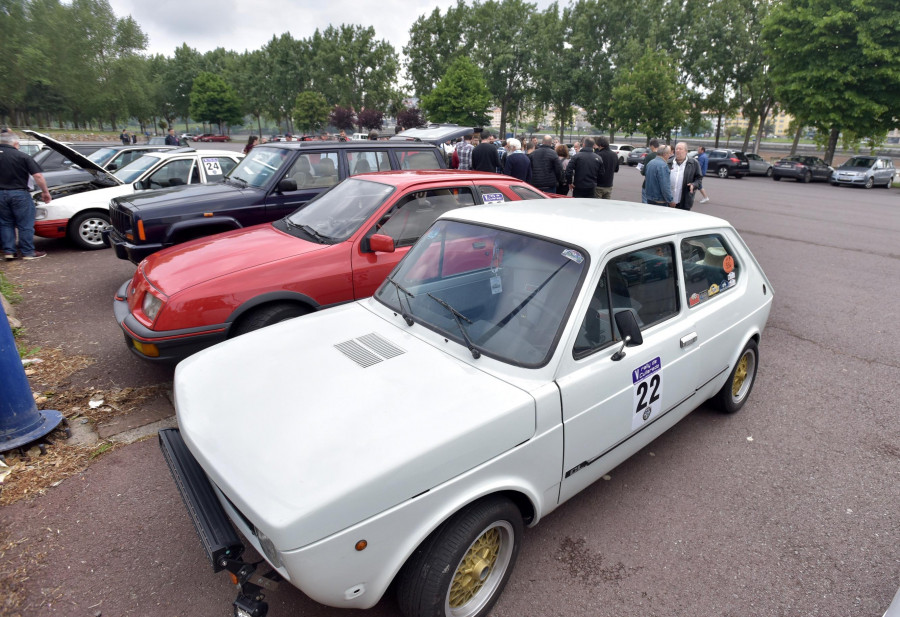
[[106, 140, 447, 264], [627, 147, 650, 166], [31, 143, 103, 172], [705, 149, 750, 178], [772, 155, 832, 183]]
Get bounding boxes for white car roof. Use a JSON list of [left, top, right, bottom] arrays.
[[150, 149, 240, 160], [443, 199, 731, 257]]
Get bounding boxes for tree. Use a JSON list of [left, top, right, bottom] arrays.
[[609, 50, 687, 142], [292, 91, 330, 134], [357, 109, 384, 132], [189, 72, 242, 133], [403, 1, 471, 97], [763, 0, 900, 163], [330, 106, 356, 131], [396, 107, 425, 129], [421, 56, 491, 126]]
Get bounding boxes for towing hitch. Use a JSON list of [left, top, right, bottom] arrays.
[[221, 557, 281, 617]]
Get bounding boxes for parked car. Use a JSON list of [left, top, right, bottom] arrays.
[[23, 130, 176, 189], [705, 149, 750, 178], [884, 583, 900, 617], [106, 140, 448, 264], [830, 156, 894, 189], [159, 199, 773, 617], [627, 147, 649, 166], [17, 139, 45, 156], [198, 134, 231, 142], [772, 155, 832, 183], [114, 170, 553, 363], [391, 123, 474, 146], [608, 143, 634, 164], [31, 143, 103, 172], [34, 148, 241, 249], [743, 152, 773, 177]]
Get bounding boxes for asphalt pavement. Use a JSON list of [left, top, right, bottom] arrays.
[[2, 160, 899, 617]]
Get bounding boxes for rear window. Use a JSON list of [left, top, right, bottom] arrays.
[[396, 149, 442, 170]]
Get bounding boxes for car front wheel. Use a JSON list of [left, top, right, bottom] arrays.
[[713, 339, 758, 414], [232, 302, 310, 336], [801, 171, 812, 183], [864, 177, 874, 189], [765, 167, 773, 177], [397, 497, 523, 617], [773, 175, 781, 181], [716, 166, 729, 179], [68, 211, 111, 250]]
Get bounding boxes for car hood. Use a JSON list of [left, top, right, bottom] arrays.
[[836, 165, 872, 172], [175, 301, 536, 550], [22, 129, 121, 185], [142, 223, 325, 293], [115, 181, 242, 209]]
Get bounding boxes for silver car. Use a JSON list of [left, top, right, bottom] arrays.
[[830, 156, 895, 189], [743, 153, 773, 177]]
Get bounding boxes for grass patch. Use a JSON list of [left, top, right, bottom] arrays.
[[0, 271, 21, 303]]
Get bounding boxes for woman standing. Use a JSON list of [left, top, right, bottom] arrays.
[[243, 135, 258, 155], [555, 144, 570, 195]]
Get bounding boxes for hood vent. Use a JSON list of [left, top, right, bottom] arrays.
[[335, 333, 406, 368]]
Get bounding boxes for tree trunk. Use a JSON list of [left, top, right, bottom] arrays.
[[257, 114, 262, 138], [714, 113, 723, 147], [824, 126, 840, 165], [609, 125, 615, 143], [499, 102, 508, 139], [753, 109, 770, 154], [741, 117, 756, 152], [790, 124, 802, 155]]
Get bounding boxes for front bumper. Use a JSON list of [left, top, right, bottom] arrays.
[[831, 174, 867, 186], [34, 219, 68, 239], [114, 280, 229, 364], [104, 227, 164, 264]]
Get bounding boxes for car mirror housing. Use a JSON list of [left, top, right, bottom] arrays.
[[278, 178, 297, 193], [611, 310, 643, 361], [367, 233, 395, 253]]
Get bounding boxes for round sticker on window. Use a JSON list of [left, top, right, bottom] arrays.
[[723, 255, 734, 273]]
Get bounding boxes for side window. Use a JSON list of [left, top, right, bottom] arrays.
[[397, 149, 442, 170], [375, 187, 475, 247], [286, 152, 339, 189], [681, 234, 740, 308], [574, 270, 613, 357], [347, 151, 390, 175], [477, 185, 510, 203], [509, 185, 548, 201], [146, 159, 194, 187], [200, 157, 235, 182]]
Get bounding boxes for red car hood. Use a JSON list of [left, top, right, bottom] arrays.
[[142, 223, 326, 294]]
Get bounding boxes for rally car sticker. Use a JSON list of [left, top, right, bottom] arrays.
[[202, 158, 223, 176], [482, 192, 505, 203], [632, 357, 663, 430]]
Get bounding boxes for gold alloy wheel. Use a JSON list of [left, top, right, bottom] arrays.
[[446, 521, 514, 617], [731, 349, 756, 401]]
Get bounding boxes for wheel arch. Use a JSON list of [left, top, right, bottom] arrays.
[[164, 216, 243, 245], [225, 291, 321, 337]]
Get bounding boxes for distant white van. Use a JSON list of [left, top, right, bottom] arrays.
[[351, 133, 370, 140]]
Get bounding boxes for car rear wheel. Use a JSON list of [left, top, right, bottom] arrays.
[[765, 167, 773, 177], [232, 302, 311, 336], [773, 175, 781, 181], [68, 211, 110, 250], [716, 166, 729, 179], [397, 497, 523, 617], [864, 177, 874, 189], [801, 171, 812, 183], [713, 339, 758, 414]]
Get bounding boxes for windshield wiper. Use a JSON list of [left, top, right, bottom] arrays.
[[385, 276, 415, 326], [228, 175, 248, 187], [426, 293, 481, 359]]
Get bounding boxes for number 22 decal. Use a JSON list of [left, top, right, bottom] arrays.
[[632, 357, 663, 430]]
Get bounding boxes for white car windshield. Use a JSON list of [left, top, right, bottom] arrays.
[[283, 178, 395, 242], [114, 155, 162, 183], [375, 220, 587, 367]]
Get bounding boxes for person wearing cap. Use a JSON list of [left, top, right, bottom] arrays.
[[0, 131, 51, 260]]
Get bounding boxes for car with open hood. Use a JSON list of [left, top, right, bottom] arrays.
[[830, 155, 894, 189], [105, 140, 447, 264], [114, 170, 552, 363], [31, 142, 104, 172], [34, 148, 241, 249], [158, 198, 773, 617], [391, 123, 475, 146]]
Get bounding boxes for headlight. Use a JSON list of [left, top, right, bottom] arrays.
[[35, 207, 48, 220], [142, 292, 164, 321]]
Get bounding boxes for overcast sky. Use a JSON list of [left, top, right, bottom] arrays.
[[106, 0, 472, 59]]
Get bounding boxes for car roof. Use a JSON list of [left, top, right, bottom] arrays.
[[350, 169, 535, 188], [255, 141, 441, 151], [442, 199, 731, 258], [142, 148, 239, 160], [390, 124, 474, 145]]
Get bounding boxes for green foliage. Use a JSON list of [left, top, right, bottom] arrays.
[[420, 57, 492, 126], [189, 72, 242, 132], [292, 91, 330, 133], [0, 272, 21, 304], [610, 50, 687, 139], [403, 1, 471, 96]]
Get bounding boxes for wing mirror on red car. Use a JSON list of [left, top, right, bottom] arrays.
[[366, 234, 395, 253]]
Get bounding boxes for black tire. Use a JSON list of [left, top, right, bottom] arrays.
[[713, 339, 758, 414], [765, 167, 773, 177], [67, 211, 110, 250], [232, 302, 310, 336], [716, 166, 729, 179], [397, 497, 523, 617], [801, 170, 812, 183], [773, 175, 781, 181], [864, 176, 874, 189], [830, 181, 838, 186]]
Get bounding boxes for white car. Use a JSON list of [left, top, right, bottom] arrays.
[[608, 143, 635, 163], [33, 148, 242, 249], [161, 200, 774, 617]]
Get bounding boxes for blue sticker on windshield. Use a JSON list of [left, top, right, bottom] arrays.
[[561, 249, 584, 264], [426, 228, 440, 239], [482, 193, 505, 203]]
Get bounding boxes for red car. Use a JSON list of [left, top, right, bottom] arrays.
[[199, 134, 230, 142], [114, 170, 555, 363]]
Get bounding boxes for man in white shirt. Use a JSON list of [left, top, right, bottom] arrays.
[[669, 142, 703, 210]]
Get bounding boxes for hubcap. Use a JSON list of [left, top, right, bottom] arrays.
[[79, 218, 107, 245]]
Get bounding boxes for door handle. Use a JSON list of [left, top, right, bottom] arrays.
[[680, 332, 698, 348]]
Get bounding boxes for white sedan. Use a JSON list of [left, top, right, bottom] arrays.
[[161, 199, 774, 617], [34, 149, 241, 249]]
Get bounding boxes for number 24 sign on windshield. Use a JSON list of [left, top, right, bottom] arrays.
[[632, 357, 662, 430]]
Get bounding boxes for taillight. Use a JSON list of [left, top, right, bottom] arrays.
[[730, 157, 740, 163]]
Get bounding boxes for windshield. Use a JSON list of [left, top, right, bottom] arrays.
[[375, 220, 587, 367], [228, 148, 292, 188], [87, 148, 119, 167], [114, 155, 161, 183], [284, 178, 395, 242], [843, 157, 875, 168]]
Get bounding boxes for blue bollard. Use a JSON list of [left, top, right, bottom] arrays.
[[0, 298, 63, 453]]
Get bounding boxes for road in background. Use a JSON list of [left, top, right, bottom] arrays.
[[2, 163, 898, 617]]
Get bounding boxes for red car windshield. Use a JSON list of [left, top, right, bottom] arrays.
[[283, 178, 395, 242]]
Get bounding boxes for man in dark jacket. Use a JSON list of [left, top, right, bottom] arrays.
[[639, 138, 660, 203], [529, 134, 562, 193], [565, 137, 604, 198], [502, 138, 532, 182], [472, 131, 500, 173], [670, 142, 703, 210], [594, 136, 619, 199]]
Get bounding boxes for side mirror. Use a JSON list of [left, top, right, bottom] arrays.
[[611, 310, 643, 361], [134, 180, 146, 191], [278, 178, 297, 193], [106, 163, 118, 171], [367, 234, 395, 253]]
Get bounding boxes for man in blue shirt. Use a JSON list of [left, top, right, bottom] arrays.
[[643, 145, 675, 207], [696, 146, 710, 203]]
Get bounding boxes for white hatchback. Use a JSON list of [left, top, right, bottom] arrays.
[[161, 200, 774, 617], [608, 143, 635, 163]]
